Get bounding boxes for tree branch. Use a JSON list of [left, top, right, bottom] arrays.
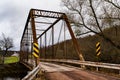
[[89, 0, 103, 34], [104, 0, 120, 9], [76, 31, 92, 36]]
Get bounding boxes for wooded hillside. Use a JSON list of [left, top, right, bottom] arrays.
[[40, 26, 120, 64]]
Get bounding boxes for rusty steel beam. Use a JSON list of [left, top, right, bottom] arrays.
[[40, 37, 42, 57], [63, 14, 84, 61], [45, 33, 47, 58], [30, 10, 37, 43], [30, 10, 39, 66], [20, 12, 31, 45], [20, 9, 85, 68], [24, 33, 41, 36], [35, 21, 53, 24], [52, 25, 54, 58], [35, 29, 45, 31], [31, 9, 65, 19], [28, 28, 46, 31], [36, 18, 61, 39]]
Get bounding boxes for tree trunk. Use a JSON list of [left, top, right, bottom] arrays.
[[5, 48, 8, 56]]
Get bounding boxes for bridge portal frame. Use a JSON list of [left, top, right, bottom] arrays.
[[20, 9, 84, 67]]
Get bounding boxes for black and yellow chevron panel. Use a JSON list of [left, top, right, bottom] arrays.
[[32, 43, 39, 58], [96, 42, 101, 56]]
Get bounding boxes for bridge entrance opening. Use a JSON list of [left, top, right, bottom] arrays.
[[20, 9, 84, 68]]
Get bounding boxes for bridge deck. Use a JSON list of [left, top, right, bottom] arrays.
[[37, 62, 120, 80]]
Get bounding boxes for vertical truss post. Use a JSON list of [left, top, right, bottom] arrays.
[[30, 10, 39, 66], [63, 14, 85, 61], [41, 37, 43, 58], [26, 28, 28, 62], [63, 24, 65, 59], [52, 26, 54, 59], [31, 35, 33, 62], [45, 33, 47, 58], [20, 43, 22, 61], [64, 23, 67, 59], [40, 37, 42, 58]]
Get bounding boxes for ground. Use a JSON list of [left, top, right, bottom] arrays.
[[0, 63, 29, 78], [37, 62, 120, 80]]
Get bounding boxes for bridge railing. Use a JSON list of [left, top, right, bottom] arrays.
[[40, 59, 120, 71], [22, 65, 43, 80], [22, 59, 120, 80]]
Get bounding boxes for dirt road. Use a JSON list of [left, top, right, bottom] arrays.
[[40, 62, 120, 80]]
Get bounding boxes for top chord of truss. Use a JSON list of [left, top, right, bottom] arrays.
[[31, 9, 65, 19]]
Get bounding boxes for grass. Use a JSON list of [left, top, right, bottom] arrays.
[[4, 56, 19, 64]]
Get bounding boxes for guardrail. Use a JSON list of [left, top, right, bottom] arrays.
[[41, 59, 120, 72], [22, 59, 120, 80], [22, 65, 40, 80]]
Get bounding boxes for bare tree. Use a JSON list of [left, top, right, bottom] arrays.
[[0, 33, 13, 56], [104, 0, 120, 9], [61, 0, 105, 36], [61, 0, 120, 49]]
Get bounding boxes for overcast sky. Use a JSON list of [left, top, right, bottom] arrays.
[[0, 0, 61, 50]]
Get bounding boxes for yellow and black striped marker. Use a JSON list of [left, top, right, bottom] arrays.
[[32, 43, 39, 58], [96, 42, 101, 56]]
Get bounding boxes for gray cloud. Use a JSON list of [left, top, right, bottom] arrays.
[[0, 0, 61, 50]]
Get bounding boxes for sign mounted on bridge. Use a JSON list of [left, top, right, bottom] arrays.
[[32, 43, 39, 58], [96, 42, 101, 56]]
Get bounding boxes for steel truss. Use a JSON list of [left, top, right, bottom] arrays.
[[20, 9, 84, 68]]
